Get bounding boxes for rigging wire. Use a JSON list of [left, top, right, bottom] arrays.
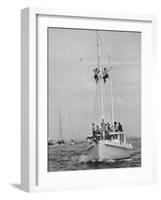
[[92, 82, 98, 123], [92, 31, 112, 124], [97, 34, 111, 67], [100, 33, 122, 125]]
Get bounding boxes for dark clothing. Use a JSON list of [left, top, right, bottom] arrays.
[[94, 74, 99, 83], [118, 124, 123, 132], [105, 130, 110, 140], [95, 129, 100, 135], [114, 122, 117, 129], [103, 73, 109, 83], [93, 68, 100, 83], [95, 129, 101, 140], [107, 124, 110, 131], [92, 130, 96, 138]]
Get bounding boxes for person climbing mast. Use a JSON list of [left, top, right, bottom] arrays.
[[93, 67, 112, 84], [93, 68, 100, 83], [102, 67, 109, 83]]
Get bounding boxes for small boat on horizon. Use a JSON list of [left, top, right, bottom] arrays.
[[48, 137, 54, 146], [56, 107, 65, 145], [70, 139, 76, 145], [56, 139, 65, 145]]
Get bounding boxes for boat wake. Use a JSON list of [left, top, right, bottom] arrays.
[[79, 155, 93, 163], [120, 158, 132, 162], [79, 155, 132, 163]]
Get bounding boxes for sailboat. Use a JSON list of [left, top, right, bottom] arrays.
[[48, 137, 54, 146], [86, 31, 133, 161], [56, 107, 65, 145]]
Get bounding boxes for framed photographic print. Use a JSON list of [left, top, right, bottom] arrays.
[[21, 8, 156, 192]]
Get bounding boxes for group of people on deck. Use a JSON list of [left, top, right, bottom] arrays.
[[93, 67, 109, 84], [91, 121, 123, 141]]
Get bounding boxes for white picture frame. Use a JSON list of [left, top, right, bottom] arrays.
[[21, 7, 156, 192]]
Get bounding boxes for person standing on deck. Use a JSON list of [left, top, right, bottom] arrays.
[[95, 125, 101, 140], [118, 122, 123, 132], [100, 123, 104, 140], [106, 122, 111, 132], [114, 121, 118, 132]]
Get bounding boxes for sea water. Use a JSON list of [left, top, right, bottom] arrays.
[[48, 138, 141, 172]]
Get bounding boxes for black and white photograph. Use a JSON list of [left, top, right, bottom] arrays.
[[47, 28, 141, 172]]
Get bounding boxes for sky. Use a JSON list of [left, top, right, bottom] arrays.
[[48, 28, 141, 140]]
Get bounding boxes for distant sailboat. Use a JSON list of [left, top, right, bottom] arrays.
[[68, 105, 76, 145], [48, 137, 54, 146], [86, 31, 133, 161], [57, 107, 65, 145], [70, 139, 76, 145]]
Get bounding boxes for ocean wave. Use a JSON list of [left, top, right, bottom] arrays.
[[48, 138, 141, 171]]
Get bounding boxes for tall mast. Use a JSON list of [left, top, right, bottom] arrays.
[[96, 31, 104, 121], [58, 107, 62, 140], [68, 104, 72, 135], [109, 72, 114, 129]]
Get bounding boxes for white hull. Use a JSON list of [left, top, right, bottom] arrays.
[[87, 140, 133, 161]]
